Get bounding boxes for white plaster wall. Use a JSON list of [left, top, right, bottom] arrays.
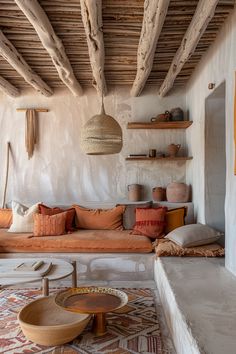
[[0, 86, 186, 206], [185, 7, 236, 274]]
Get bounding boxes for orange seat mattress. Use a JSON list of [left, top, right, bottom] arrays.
[[0, 229, 153, 253]]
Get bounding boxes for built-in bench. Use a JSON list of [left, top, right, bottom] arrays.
[[155, 257, 236, 354]]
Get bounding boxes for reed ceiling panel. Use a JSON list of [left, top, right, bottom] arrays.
[[0, 0, 234, 92]]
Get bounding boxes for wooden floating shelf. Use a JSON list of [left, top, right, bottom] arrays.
[[127, 121, 193, 129], [126, 157, 193, 161]]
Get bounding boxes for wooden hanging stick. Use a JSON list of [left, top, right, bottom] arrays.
[[2, 142, 10, 208], [17, 108, 48, 112]]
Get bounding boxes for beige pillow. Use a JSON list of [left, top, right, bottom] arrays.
[[8, 201, 39, 233], [165, 223, 222, 248]]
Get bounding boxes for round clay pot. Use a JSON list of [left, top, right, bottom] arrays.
[[166, 182, 190, 203], [127, 184, 143, 201], [170, 107, 184, 121], [152, 187, 165, 201]]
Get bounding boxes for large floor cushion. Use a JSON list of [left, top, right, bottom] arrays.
[[0, 229, 153, 253]]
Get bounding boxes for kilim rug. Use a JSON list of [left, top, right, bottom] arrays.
[[0, 288, 172, 354]]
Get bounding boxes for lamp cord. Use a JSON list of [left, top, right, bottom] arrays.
[[101, 95, 105, 115]]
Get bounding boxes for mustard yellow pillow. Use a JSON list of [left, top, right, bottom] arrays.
[[165, 207, 187, 234]]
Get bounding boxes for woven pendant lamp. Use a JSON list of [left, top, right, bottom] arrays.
[[81, 98, 123, 155]]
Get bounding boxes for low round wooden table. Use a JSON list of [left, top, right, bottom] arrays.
[[0, 258, 77, 296], [55, 287, 128, 336]]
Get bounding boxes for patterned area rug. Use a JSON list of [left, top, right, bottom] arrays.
[[0, 288, 171, 354]]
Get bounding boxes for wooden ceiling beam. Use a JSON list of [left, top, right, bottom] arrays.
[[130, 0, 170, 97], [159, 0, 220, 97], [0, 75, 20, 97], [80, 0, 106, 96], [0, 30, 53, 96], [14, 0, 83, 96]]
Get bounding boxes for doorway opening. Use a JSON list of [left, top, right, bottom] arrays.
[[205, 82, 226, 239]]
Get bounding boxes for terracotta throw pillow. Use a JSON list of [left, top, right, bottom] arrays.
[[33, 212, 67, 236], [73, 205, 125, 230], [165, 207, 187, 234], [38, 204, 76, 233], [117, 202, 152, 230], [0, 208, 12, 228], [131, 207, 167, 239]]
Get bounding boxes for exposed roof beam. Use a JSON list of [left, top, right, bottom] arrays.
[[15, 0, 83, 97], [0, 76, 20, 97], [0, 30, 53, 96], [131, 0, 170, 97], [159, 0, 219, 97], [80, 0, 106, 96]]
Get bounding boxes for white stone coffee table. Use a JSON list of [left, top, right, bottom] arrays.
[[0, 258, 77, 296]]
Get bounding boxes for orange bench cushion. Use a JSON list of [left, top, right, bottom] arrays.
[[0, 229, 153, 253]]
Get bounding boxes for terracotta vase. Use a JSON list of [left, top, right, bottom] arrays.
[[166, 182, 190, 203], [152, 187, 165, 201]]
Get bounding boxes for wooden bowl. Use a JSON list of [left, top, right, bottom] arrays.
[[18, 295, 91, 346], [55, 286, 129, 314]]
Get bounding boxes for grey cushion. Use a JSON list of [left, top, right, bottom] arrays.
[[165, 223, 222, 248], [118, 202, 152, 230]]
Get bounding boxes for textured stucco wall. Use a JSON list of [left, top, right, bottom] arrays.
[[0, 86, 186, 206], [185, 7, 236, 275]]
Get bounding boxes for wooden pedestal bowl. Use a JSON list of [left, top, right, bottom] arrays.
[[18, 295, 91, 346]]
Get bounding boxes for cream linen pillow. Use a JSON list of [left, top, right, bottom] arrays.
[[165, 223, 222, 248], [8, 201, 39, 233]]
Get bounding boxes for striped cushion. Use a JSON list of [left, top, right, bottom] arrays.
[[131, 207, 167, 239], [33, 212, 67, 236]]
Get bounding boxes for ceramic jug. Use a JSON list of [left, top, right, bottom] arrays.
[[167, 144, 181, 157]]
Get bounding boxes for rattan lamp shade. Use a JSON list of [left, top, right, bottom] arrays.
[[81, 102, 122, 155]]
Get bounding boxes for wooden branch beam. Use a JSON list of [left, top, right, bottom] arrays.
[[0, 30, 53, 96], [131, 0, 170, 97], [15, 0, 83, 96], [159, 0, 219, 97], [0, 75, 20, 97], [80, 0, 106, 96]]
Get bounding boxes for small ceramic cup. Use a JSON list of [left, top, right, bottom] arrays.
[[149, 149, 156, 158]]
